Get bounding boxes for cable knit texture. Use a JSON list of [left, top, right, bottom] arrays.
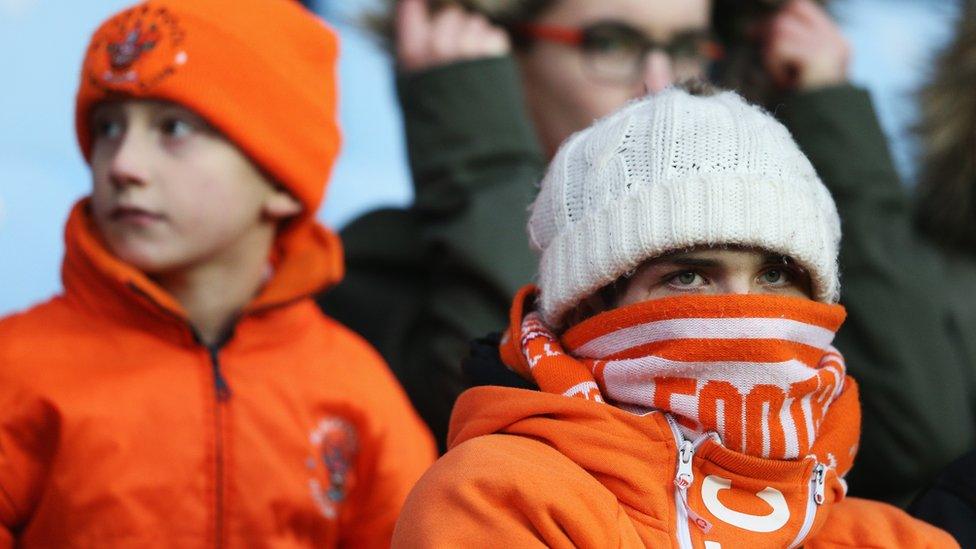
[[528, 89, 842, 326]]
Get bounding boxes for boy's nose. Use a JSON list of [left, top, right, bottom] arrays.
[[108, 132, 150, 189], [723, 276, 754, 296], [641, 51, 674, 95]]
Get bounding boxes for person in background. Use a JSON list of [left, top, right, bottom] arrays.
[[322, 0, 963, 507], [0, 1, 435, 545], [791, 0, 976, 506], [320, 0, 847, 443], [906, 3, 976, 543], [909, 449, 976, 548], [392, 85, 956, 548], [912, 0, 976, 381]]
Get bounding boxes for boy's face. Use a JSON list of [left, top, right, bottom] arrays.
[[89, 100, 301, 274], [616, 247, 813, 307]]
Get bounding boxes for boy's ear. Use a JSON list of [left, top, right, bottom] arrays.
[[263, 188, 303, 220]]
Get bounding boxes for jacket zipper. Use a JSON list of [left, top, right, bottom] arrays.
[[207, 344, 231, 549], [666, 412, 828, 549], [125, 282, 305, 548], [666, 415, 715, 549], [788, 462, 827, 548]]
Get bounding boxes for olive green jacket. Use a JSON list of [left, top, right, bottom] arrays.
[[318, 57, 976, 505], [781, 88, 976, 505]]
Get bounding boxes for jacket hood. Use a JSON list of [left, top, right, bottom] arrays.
[[449, 377, 860, 546], [448, 282, 862, 546], [61, 198, 344, 336], [472, 285, 858, 478], [449, 378, 860, 483]]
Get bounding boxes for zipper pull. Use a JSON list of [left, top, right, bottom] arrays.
[[679, 488, 714, 534], [208, 346, 232, 401], [675, 440, 695, 489], [814, 463, 827, 505], [674, 439, 713, 533]]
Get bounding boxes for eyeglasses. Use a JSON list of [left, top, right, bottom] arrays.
[[516, 21, 724, 86]]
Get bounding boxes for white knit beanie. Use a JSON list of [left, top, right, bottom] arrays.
[[529, 87, 842, 326]]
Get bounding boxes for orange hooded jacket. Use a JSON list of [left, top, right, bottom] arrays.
[[0, 202, 436, 548], [393, 294, 957, 548]]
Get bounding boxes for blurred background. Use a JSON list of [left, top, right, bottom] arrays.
[[0, 0, 961, 316]]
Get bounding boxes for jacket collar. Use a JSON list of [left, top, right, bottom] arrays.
[[61, 198, 344, 342], [454, 283, 861, 545]]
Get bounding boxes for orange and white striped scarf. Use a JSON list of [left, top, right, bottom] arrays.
[[506, 289, 848, 460]]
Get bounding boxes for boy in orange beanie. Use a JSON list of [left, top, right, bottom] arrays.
[[0, 1, 435, 546], [392, 86, 955, 547]]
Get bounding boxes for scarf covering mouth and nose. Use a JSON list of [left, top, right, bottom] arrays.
[[504, 286, 848, 460]]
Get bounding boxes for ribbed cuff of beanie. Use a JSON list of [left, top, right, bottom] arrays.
[[537, 172, 841, 325]]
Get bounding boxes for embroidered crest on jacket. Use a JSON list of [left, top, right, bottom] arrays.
[[307, 416, 359, 519]]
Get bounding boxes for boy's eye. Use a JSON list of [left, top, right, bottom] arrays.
[[160, 118, 194, 139], [761, 268, 790, 285], [670, 271, 703, 287], [95, 119, 124, 140]]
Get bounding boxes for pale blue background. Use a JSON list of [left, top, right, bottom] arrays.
[[0, 0, 961, 316]]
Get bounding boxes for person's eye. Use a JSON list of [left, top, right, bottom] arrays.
[[664, 32, 704, 57], [94, 118, 124, 140], [760, 268, 793, 286], [583, 24, 643, 55], [668, 270, 705, 288], [160, 117, 194, 139]]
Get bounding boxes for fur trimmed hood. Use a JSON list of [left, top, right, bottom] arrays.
[[915, 0, 976, 253]]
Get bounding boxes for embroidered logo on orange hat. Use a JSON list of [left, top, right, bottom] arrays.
[[109, 25, 157, 70], [85, 4, 187, 90]]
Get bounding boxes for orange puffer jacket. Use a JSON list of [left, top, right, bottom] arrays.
[[0, 201, 436, 548], [392, 294, 957, 548], [395, 385, 956, 548]]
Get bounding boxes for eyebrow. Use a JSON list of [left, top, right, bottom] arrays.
[[646, 253, 796, 269], [671, 28, 711, 40], [762, 254, 796, 266], [648, 256, 720, 269], [90, 103, 122, 117]]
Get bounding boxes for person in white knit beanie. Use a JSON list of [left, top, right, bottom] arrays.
[[393, 86, 955, 547], [529, 83, 842, 327]]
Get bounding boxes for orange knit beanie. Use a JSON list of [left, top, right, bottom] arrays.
[[75, 0, 341, 215]]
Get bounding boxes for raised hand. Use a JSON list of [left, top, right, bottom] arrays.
[[762, 0, 851, 91], [396, 0, 511, 73]]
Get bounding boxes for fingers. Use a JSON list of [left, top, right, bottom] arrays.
[[456, 16, 510, 58], [394, 0, 512, 73], [455, 12, 488, 56], [429, 6, 467, 60], [771, 14, 809, 45], [762, 0, 850, 90], [786, 0, 835, 31], [396, 0, 432, 70]]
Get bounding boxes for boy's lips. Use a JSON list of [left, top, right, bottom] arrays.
[[109, 205, 166, 225]]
